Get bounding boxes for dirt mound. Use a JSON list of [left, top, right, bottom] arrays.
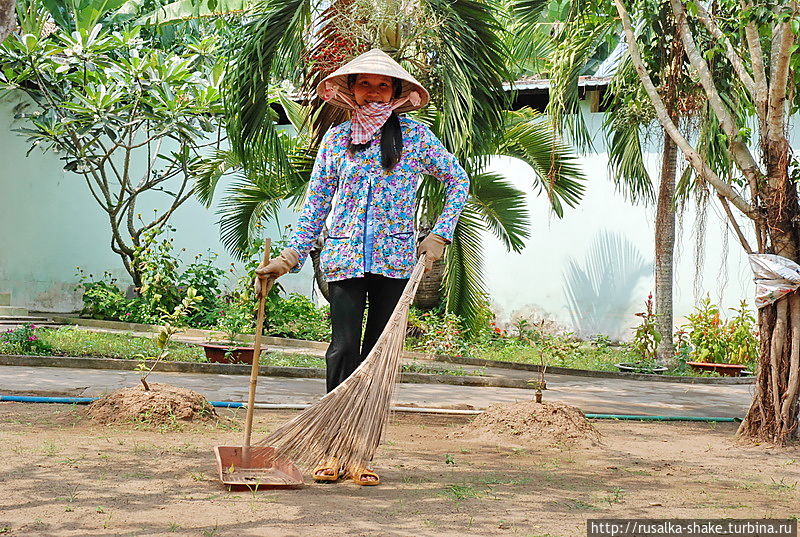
[[452, 400, 601, 446], [86, 383, 217, 426]]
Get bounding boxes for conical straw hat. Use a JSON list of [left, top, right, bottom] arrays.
[[316, 49, 429, 113]]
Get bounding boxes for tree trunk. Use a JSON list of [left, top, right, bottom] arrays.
[[310, 248, 330, 302], [655, 127, 677, 364], [0, 0, 14, 43], [738, 139, 800, 445], [413, 257, 445, 310]]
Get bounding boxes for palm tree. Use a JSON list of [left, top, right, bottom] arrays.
[[214, 0, 587, 332], [516, 0, 702, 362]]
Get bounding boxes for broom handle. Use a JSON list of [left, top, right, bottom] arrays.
[[243, 238, 274, 467]]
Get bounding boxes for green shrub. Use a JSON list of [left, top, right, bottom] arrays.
[[1, 323, 52, 355], [409, 309, 467, 356], [266, 293, 331, 342], [630, 294, 661, 361], [682, 297, 758, 365]]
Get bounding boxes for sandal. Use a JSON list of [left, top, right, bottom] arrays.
[[313, 459, 341, 482], [350, 466, 380, 486]]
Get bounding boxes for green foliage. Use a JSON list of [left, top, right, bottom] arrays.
[[135, 227, 182, 316], [630, 293, 661, 361], [0, 8, 227, 282], [211, 298, 255, 344], [135, 287, 203, 389], [78, 271, 157, 324], [682, 297, 758, 365], [178, 253, 227, 326], [79, 226, 225, 326], [0, 323, 52, 355], [266, 293, 331, 342], [409, 309, 466, 356]]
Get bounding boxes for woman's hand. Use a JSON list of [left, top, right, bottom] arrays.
[[417, 234, 448, 273], [253, 248, 300, 295]]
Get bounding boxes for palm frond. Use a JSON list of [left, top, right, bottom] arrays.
[[507, 0, 553, 78], [546, 13, 616, 152], [217, 174, 285, 257], [601, 55, 654, 204], [496, 108, 586, 217], [469, 171, 530, 252], [192, 149, 241, 207], [604, 121, 654, 204], [510, 0, 548, 27], [422, 0, 511, 168], [224, 0, 309, 175], [443, 203, 486, 333]]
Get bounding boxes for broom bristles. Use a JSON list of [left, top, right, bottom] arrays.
[[255, 257, 427, 472]]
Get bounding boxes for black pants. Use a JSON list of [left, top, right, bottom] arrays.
[[325, 273, 409, 392]]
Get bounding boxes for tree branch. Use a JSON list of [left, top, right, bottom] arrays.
[[765, 18, 795, 143], [717, 194, 753, 254], [670, 0, 764, 185], [743, 7, 769, 123], [613, 0, 759, 220], [694, 3, 756, 96]]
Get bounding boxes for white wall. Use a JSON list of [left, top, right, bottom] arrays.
[[0, 94, 315, 311], [482, 109, 758, 339]]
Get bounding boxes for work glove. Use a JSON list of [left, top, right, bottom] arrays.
[[254, 248, 299, 296], [417, 233, 448, 273]]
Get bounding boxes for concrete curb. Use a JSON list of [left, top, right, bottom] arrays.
[[47, 315, 754, 385], [0, 354, 534, 390]]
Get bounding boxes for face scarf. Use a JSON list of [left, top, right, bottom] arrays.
[[322, 81, 421, 144]]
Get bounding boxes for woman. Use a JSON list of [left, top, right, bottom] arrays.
[[255, 49, 469, 485]]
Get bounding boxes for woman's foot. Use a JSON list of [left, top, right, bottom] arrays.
[[313, 459, 341, 482], [350, 466, 380, 486]]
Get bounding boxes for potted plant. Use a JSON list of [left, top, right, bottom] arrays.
[[201, 299, 258, 364], [682, 298, 756, 377]]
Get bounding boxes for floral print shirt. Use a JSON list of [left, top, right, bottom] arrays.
[[286, 117, 469, 282]]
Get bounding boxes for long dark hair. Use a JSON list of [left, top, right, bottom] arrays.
[[347, 74, 404, 171]]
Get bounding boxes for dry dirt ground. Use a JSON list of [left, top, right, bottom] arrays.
[[0, 402, 798, 537]]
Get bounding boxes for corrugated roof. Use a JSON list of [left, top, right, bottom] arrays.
[[503, 75, 613, 91]]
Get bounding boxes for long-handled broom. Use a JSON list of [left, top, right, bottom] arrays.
[[254, 254, 428, 473]]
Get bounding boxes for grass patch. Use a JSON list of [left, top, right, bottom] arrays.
[[440, 484, 483, 501], [260, 352, 325, 368], [2, 326, 206, 362], [3, 329, 485, 377], [469, 341, 632, 372]]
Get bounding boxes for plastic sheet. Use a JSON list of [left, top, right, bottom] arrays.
[[748, 253, 800, 308]]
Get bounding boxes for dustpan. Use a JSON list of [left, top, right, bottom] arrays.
[[214, 446, 302, 487], [214, 238, 304, 489]]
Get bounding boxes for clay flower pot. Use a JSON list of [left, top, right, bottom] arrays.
[[200, 342, 258, 364], [686, 361, 748, 377]]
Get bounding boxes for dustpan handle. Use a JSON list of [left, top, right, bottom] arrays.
[[243, 238, 274, 465]]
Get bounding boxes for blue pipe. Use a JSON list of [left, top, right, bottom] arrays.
[[0, 395, 741, 421], [0, 395, 244, 408]]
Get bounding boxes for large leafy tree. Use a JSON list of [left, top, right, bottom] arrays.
[[611, 0, 799, 444], [218, 0, 586, 331], [0, 0, 231, 285]]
